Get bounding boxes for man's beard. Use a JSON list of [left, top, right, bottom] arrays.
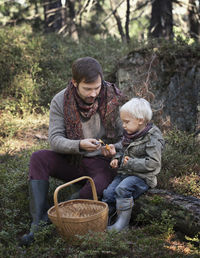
[[84, 97, 96, 104]]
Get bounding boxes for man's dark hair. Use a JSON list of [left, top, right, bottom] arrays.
[[72, 57, 103, 84]]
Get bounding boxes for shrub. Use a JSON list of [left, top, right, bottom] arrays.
[[0, 25, 128, 115], [158, 129, 200, 197]]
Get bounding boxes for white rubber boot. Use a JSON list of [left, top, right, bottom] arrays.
[[107, 197, 133, 232]]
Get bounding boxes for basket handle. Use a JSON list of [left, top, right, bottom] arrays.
[[53, 176, 98, 234]]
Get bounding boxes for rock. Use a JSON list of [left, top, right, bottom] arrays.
[[115, 48, 200, 133]]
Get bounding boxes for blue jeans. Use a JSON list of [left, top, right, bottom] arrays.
[[102, 174, 149, 204]]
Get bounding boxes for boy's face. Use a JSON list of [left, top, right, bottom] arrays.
[[72, 75, 102, 104], [120, 110, 146, 134]]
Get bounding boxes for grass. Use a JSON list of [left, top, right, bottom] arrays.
[[0, 111, 49, 155], [0, 111, 199, 257]]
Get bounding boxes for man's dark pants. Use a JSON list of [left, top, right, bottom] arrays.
[[29, 150, 117, 199]]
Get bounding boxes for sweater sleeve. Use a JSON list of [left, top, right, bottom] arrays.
[[48, 90, 81, 154]]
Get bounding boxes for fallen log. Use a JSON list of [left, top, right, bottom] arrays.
[[132, 189, 200, 237]]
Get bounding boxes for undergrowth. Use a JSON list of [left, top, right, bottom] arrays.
[[0, 25, 199, 257], [0, 112, 199, 257], [0, 24, 128, 115], [159, 129, 200, 198]]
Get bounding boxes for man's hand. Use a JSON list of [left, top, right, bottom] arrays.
[[101, 144, 116, 157], [110, 159, 118, 169], [123, 156, 130, 165], [79, 139, 101, 152]]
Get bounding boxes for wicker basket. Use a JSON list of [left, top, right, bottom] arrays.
[[48, 176, 108, 243]]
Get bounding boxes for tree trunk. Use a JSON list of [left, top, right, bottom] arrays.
[[149, 0, 173, 39], [66, 0, 79, 42], [132, 189, 200, 237], [125, 0, 130, 43], [109, 0, 126, 42], [188, 0, 200, 41], [44, 0, 62, 33]]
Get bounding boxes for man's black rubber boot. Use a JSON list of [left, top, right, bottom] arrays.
[[20, 180, 49, 247], [20, 232, 34, 247]]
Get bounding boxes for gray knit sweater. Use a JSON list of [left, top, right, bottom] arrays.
[[48, 89, 123, 157]]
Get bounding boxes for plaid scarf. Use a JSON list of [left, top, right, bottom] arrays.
[[64, 80, 125, 141], [122, 123, 153, 147]]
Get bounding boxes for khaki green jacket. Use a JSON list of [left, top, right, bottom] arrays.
[[115, 125, 165, 188]]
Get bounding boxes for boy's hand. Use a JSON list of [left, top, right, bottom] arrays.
[[110, 159, 118, 168], [123, 156, 130, 165], [101, 144, 116, 157]]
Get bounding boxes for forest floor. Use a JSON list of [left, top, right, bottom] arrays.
[[0, 111, 199, 258]]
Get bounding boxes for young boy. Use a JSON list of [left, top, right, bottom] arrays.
[[102, 97, 165, 231]]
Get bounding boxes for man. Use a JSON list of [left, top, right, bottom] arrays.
[[21, 57, 125, 246]]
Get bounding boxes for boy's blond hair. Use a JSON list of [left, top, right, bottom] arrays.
[[120, 98, 152, 122]]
